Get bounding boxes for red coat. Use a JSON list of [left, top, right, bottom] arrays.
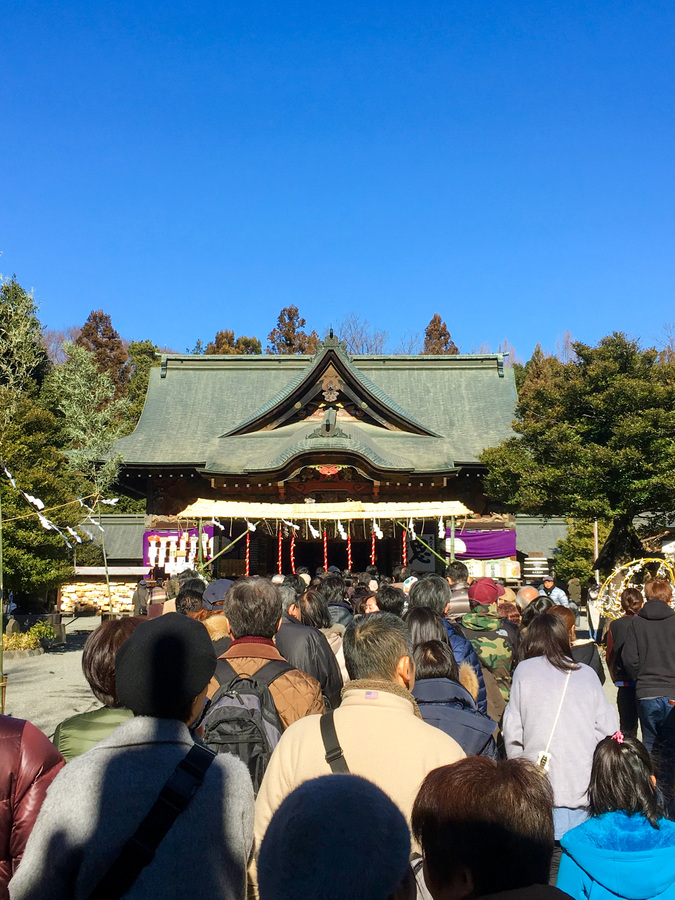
[[0, 716, 64, 897]]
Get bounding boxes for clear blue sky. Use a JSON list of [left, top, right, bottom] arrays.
[[2, 0, 674, 360]]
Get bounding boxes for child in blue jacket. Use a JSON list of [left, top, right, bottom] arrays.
[[557, 732, 675, 900]]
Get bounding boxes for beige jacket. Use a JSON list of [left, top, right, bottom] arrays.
[[254, 685, 465, 851]]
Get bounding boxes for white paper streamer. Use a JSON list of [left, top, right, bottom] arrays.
[[282, 519, 300, 531], [246, 520, 257, 533], [308, 521, 321, 539]]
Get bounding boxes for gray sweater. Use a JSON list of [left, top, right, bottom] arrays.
[[503, 656, 618, 809], [9, 717, 254, 900]]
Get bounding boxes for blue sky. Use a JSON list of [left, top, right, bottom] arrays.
[[2, 0, 674, 360]]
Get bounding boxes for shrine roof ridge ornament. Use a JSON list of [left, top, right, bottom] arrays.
[[222, 332, 437, 438]]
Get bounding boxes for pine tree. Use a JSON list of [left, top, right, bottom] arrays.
[[205, 330, 262, 355], [267, 306, 319, 354], [76, 310, 130, 397], [422, 314, 459, 354]]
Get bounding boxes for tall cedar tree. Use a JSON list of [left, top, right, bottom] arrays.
[[480, 333, 675, 568], [267, 306, 319, 354], [76, 310, 130, 397], [423, 314, 459, 354], [205, 330, 262, 355]]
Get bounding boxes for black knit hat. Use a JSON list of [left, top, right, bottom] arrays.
[[115, 613, 216, 718]]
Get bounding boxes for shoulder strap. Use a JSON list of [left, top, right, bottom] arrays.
[[543, 669, 572, 757], [87, 743, 215, 900], [253, 658, 295, 688], [214, 657, 238, 687], [319, 710, 350, 774], [214, 657, 294, 690]]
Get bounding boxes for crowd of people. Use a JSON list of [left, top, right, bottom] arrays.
[[2, 562, 675, 900]]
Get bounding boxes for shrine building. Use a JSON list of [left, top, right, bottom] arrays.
[[112, 334, 520, 576]]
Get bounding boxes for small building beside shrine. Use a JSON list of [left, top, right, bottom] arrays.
[[112, 334, 521, 576]]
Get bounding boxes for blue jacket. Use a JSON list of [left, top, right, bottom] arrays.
[[558, 811, 675, 900], [412, 677, 498, 758], [444, 620, 487, 714]]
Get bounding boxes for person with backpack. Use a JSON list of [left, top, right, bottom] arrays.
[[203, 578, 325, 792]]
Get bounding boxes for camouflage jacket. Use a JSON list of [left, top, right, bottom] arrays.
[[457, 604, 517, 702]]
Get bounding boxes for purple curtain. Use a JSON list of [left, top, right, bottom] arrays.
[[446, 528, 516, 560]]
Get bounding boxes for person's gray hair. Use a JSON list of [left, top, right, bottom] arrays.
[[277, 583, 297, 614], [515, 585, 540, 611], [343, 612, 413, 682]]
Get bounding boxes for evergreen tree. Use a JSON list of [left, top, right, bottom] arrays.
[[0, 276, 50, 435], [423, 314, 459, 354], [47, 343, 129, 498], [76, 310, 130, 397], [205, 330, 262, 355], [0, 398, 87, 598], [481, 333, 675, 570], [267, 306, 319, 354]]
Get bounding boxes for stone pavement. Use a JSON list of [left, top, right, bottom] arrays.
[[3, 615, 102, 740]]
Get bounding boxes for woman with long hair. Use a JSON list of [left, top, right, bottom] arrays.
[[297, 588, 348, 682], [503, 614, 618, 879], [557, 734, 675, 900]]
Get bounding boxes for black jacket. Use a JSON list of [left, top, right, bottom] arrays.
[[275, 613, 343, 708], [607, 615, 636, 683], [571, 641, 605, 685], [623, 600, 675, 699]]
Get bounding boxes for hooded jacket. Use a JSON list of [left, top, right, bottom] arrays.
[[457, 604, 518, 701], [412, 674, 498, 758], [274, 613, 343, 709], [557, 811, 675, 900], [622, 601, 675, 699], [444, 621, 488, 714]]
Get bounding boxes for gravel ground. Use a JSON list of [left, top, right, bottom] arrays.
[[3, 615, 102, 740]]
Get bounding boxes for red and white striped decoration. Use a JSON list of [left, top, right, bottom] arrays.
[[245, 530, 251, 576], [370, 529, 376, 566], [347, 532, 352, 571], [402, 528, 408, 566], [290, 531, 296, 574], [277, 529, 283, 575], [323, 529, 328, 570]]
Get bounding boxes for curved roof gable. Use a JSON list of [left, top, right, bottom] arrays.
[[223, 334, 438, 437]]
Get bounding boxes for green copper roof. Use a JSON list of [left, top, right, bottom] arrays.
[[113, 349, 517, 475]]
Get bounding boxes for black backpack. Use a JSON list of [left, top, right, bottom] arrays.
[[203, 658, 293, 794]]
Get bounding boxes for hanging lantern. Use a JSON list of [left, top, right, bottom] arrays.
[[278, 529, 283, 575], [371, 528, 376, 566], [402, 528, 408, 566], [245, 530, 251, 577], [347, 531, 353, 571], [290, 531, 296, 574], [323, 529, 328, 570]]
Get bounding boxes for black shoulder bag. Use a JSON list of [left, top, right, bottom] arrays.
[[87, 743, 215, 900], [319, 709, 350, 774]]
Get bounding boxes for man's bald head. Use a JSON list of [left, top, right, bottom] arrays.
[[515, 585, 540, 611]]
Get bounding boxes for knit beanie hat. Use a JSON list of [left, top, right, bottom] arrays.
[[258, 775, 411, 900], [116, 613, 216, 718]]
